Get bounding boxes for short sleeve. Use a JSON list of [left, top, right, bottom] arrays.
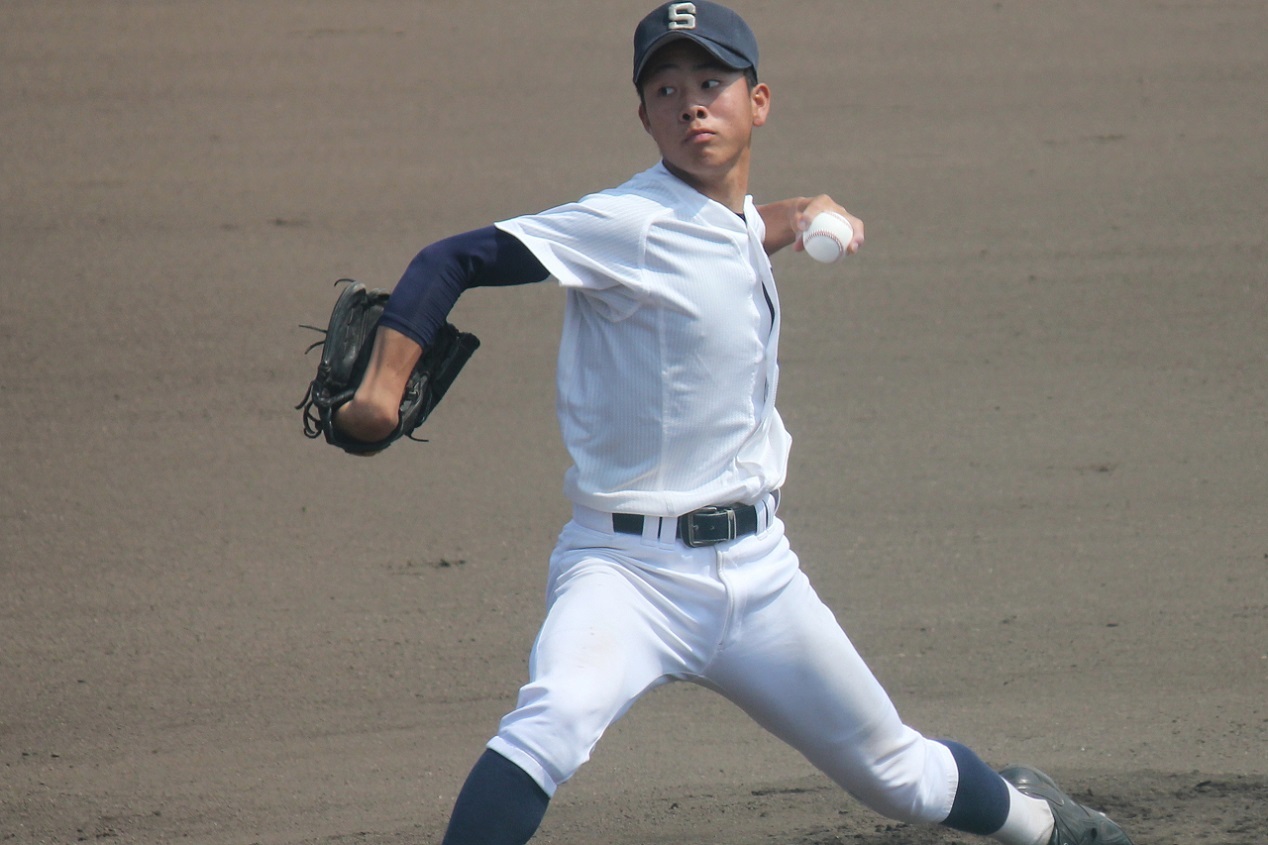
[[496, 193, 658, 321]]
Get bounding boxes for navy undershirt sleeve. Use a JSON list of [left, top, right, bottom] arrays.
[[378, 225, 549, 349], [937, 739, 1010, 835]]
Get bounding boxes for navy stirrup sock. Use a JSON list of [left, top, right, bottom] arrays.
[[441, 741, 1007, 842], [441, 749, 550, 845], [937, 739, 1010, 835]]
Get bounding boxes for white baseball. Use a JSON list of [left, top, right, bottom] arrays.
[[802, 211, 854, 264]]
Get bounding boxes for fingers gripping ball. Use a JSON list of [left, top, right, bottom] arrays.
[[296, 279, 481, 454], [802, 211, 855, 264]]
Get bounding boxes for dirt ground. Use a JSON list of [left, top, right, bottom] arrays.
[[2, 2, 1265, 843]]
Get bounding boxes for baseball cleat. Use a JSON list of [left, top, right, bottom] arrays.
[[1000, 765, 1134, 845]]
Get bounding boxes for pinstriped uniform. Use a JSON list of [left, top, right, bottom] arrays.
[[497, 163, 790, 517], [486, 162, 959, 824]]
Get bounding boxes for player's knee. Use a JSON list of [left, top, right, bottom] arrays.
[[536, 702, 608, 771], [496, 729, 594, 790], [497, 695, 616, 787], [856, 770, 939, 823], [831, 730, 954, 824]]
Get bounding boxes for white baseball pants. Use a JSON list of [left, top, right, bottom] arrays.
[[488, 498, 959, 825]]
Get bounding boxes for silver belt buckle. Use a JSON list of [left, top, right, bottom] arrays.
[[681, 506, 737, 547]]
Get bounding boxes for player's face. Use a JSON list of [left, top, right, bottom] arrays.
[[637, 41, 770, 206]]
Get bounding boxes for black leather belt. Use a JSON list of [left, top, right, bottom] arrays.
[[613, 503, 762, 547]]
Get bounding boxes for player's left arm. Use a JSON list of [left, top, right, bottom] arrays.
[[757, 195, 864, 256]]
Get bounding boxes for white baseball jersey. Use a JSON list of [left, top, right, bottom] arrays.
[[482, 163, 962, 832], [496, 162, 792, 517]]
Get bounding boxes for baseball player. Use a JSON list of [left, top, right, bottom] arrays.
[[331, 3, 1136, 844]]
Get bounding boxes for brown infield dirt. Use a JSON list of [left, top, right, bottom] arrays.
[[2, 2, 1265, 844]]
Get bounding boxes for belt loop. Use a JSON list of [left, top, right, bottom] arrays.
[[643, 515, 656, 542]]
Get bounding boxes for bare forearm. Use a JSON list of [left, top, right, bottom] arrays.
[[333, 326, 423, 444], [757, 195, 864, 257], [757, 197, 809, 254]]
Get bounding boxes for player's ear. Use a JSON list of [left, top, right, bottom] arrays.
[[751, 82, 771, 127], [637, 100, 651, 133]]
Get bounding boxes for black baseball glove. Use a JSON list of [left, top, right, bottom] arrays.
[[296, 279, 480, 454]]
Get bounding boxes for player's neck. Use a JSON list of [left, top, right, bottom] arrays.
[[663, 156, 751, 214]]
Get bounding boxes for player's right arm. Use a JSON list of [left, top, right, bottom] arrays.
[[757, 195, 864, 256], [334, 227, 548, 444]]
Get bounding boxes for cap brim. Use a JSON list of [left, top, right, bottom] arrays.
[[633, 32, 750, 85]]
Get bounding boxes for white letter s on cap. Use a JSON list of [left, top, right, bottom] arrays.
[[667, 2, 697, 30]]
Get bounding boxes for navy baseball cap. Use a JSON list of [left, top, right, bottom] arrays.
[[633, 1, 759, 86]]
